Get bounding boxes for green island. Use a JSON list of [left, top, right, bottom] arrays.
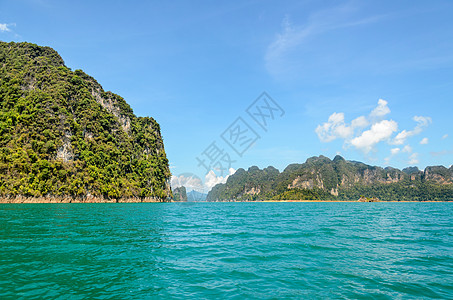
[[0, 42, 171, 203], [206, 155, 453, 202], [172, 186, 188, 202]]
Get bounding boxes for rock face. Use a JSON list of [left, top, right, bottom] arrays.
[[172, 186, 188, 202], [423, 166, 453, 184], [207, 155, 453, 202], [0, 42, 172, 202], [357, 196, 380, 202]]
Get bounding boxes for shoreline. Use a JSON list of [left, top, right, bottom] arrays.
[[208, 199, 452, 203], [258, 200, 451, 203], [0, 197, 450, 203], [0, 196, 165, 204]]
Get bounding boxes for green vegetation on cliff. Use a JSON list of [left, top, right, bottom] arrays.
[[207, 155, 453, 201], [172, 186, 187, 202], [0, 42, 171, 200]]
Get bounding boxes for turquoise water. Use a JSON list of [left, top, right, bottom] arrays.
[[0, 203, 452, 299]]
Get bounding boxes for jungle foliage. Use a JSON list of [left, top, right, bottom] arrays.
[[0, 42, 171, 200], [207, 156, 453, 201]]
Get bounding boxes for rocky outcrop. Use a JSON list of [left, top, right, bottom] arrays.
[[423, 166, 453, 184], [0, 41, 172, 201], [207, 155, 453, 202], [358, 196, 380, 202], [245, 187, 261, 195], [172, 186, 188, 202]]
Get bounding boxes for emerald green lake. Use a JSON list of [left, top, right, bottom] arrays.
[[1, 202, 452, 299]]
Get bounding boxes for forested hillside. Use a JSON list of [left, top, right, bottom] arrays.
[[0, 42, 171, 201], [207, 155, 453, 201]]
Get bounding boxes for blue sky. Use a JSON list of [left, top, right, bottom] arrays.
[[1, 0, 452, 191]]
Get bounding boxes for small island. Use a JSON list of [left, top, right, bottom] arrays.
[[357, 196, 380, 202]]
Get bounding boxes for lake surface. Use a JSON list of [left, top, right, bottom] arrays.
[[1, 202, 452, 299]]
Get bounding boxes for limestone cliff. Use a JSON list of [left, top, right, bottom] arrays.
[[207, 155, 453, 201], [0, 42, 171, 202]]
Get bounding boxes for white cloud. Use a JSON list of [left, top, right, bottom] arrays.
[[204, 171, 225, 190], [316, 99, 391, 141], [0, 24, 11, 32], [265, 16, 313, 70], [384, 147, 401, 164], [204, 168, 236, 190], [413, 116, 431, 127], [315, 112, 354, 142], [402, 145, 412, 153], [265, 7, 386, 78], [408, 153, 419, 165], [392, 130, 410, 145], [442, 134, 448, 139], [350, 120, 398, 153], [171, 173, 204, 193], [392, 116, 431, 145], [316, 99, 398, 153], [172, 169, 237, 193], [351, 116, 369, 128], [370, 99, 390, 118], [390, 148, 400, 155], [316, 99, 433, 161]]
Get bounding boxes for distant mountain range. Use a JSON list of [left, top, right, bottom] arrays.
[[206, 155, 453, 201], [172, 187, 207, 202], [187, 190, 207, 202]]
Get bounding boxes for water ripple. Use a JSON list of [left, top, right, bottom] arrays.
[[0, 202, 452, 299]]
